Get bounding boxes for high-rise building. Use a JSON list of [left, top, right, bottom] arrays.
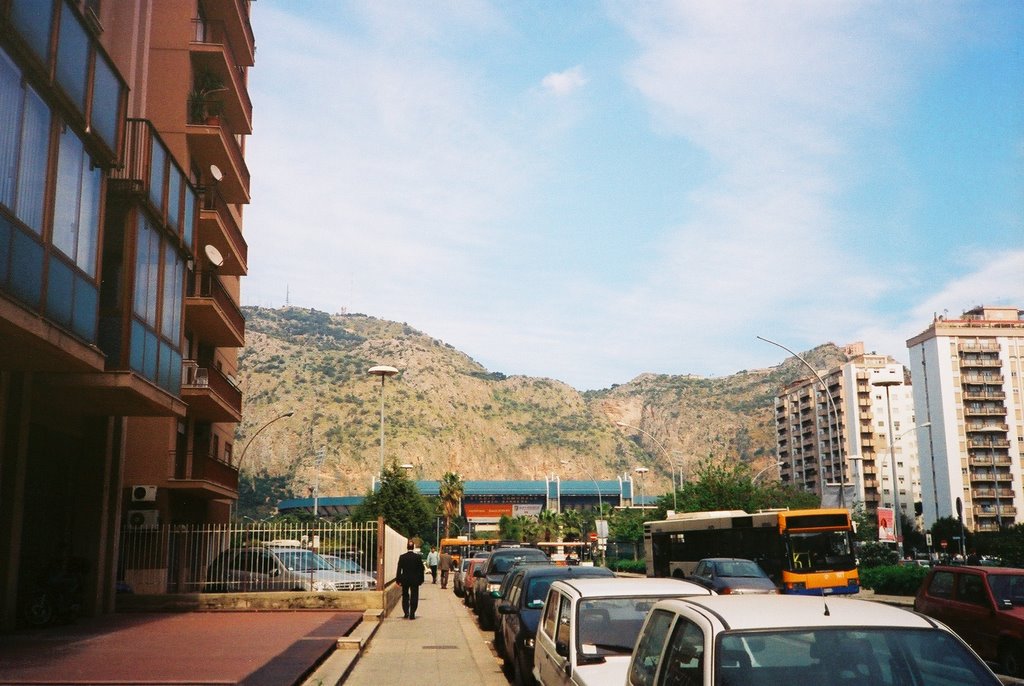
[[907, 306, 1024, 533], [0, 0, 253, 628], [774, 344, 922, 528]]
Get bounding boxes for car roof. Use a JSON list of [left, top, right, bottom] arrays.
[[699, 557, 758, 564], [518, 565, 615, 580], [654, 595, 940, 631], [932, 565, 1024, 575], [552, 576, 712, 598]]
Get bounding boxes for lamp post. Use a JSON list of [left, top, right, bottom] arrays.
[[312, 446, 326, 518], [616, 421, 679, 508], [752, 461, 784, 484], [757, 336, 847, 508], [873, 377, 905, 557], [367, 365, 399, 476], [236, 410, 295, 470]]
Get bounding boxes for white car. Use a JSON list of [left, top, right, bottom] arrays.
[[533, 577, 712, 685], [626, 595, 1004, 686]]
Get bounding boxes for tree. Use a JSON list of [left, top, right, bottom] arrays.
[[236, 468, 294, 521], [610, 508, 648, 559], [352, 461, 432, 538], [438, 471, 464, 539], [537, 509, 561, 542], [560, 509, 586, 541]]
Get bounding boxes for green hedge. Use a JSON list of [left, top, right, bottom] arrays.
[[859, 564, 929, 596], [609, 559, 646, 574]]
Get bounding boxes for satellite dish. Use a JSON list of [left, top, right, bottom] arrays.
[[204, 244, 224, 267], [209, 164, 223, 182]]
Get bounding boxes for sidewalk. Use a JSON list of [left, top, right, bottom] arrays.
[[343, 579, 508, 686]]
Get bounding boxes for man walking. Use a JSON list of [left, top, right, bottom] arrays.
[[426, 546, 439, 584], [439, 550, 453, 589], [396, 540, 425, 619]]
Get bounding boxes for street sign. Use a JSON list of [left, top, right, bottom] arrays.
[[941, 540, 948, 549], [589, 532, 598, 542], [595, 519, 609, 539]]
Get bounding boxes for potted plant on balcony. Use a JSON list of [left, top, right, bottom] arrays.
[[188, 69, 225, 125]]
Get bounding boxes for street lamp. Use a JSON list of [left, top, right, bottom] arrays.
[[236, 410, 295, 470], [616, 421, 681, 508], [873, 377, 906, 557], [367, 365, 399, 476], [757, 336, 847, 508], [752, 461, 784, 484]]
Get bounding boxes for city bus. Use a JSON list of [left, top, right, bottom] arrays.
[[644, 508, 860, 595], [439, 537, 502, 566]]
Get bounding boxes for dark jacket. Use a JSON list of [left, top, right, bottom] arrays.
[[396, 551, 425, 586]]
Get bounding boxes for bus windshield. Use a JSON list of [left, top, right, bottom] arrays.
[[785, 530, 855, 572]]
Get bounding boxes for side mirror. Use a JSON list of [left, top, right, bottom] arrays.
[[474, 569, 485, 578], [498, 603, 517, 615], [490, 589, 503, 598], [556, 640, 570, 658]]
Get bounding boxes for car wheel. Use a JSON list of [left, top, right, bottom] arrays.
[[479, 608, 492, 630], [494, 626, 505, 659], [999, 641, 1024, 677]]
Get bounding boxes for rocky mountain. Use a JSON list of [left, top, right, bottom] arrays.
[[236, 306, 848, 499]]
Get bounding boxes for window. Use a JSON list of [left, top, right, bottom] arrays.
[[630, 609, 674, 686], [541, 590, 559, 639], [53, 125, 101, 276], [928, 571, 954, 599], [10, 0, 53, 65], [659, 618, 703, 686], [0, 49, 51, 234], [90, 53, 121, 150], [56, 2, 89, 110], [555, 594, 571, 646]]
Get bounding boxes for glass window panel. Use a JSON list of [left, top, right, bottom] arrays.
[[90, 54, 121, 150], [133, 217, 156, 322], [143, 328, 157, 380], [0, 50, 23, 210], [149, 140, 165, 214], [183, 186, 196, 249], [10, 228, 43, 308], [16, 86, 50, 233], [77, 157, 101, 276], [161, 248, 183, 341], [71, 275, 97, 342], [53, 125, 83, 261], [145, 238, 158, 325], [129, 319, 145, 373], [11, 0, 53, 65], [167, 168, 181, 233], [46, 254, 74, 327], [55, 3, 88, 111], [0, 216, 10, 285]]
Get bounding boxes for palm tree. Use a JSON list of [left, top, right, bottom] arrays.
[[538, 509, 561, 543], [438, 471, 464, 538]]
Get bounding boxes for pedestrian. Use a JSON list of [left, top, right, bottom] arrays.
[[396, 540, 425, 619], [426, 546, 439, 584], [439, 549, 453, 589]]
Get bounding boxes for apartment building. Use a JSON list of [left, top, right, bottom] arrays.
[[0, 0, 252, 628], [774, 344, 922, 528], [907, 306, 1024, 533]]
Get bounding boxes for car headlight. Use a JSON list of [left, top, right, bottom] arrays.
[[524, 638, 535, 649], [488, 583, 501, 592]]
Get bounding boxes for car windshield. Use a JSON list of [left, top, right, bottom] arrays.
[[578, 597, 662, 656], [526, 578, 556, 606], [275, 550, 332, 572], [784, 531, 855, 572], [717, 561, 766, 578], [987, 573, 1024, 607], [493, 552, 545, 573], [716, 628, 998, 686]]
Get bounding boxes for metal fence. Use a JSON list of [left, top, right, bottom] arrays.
[[118, 521, 380, 594]]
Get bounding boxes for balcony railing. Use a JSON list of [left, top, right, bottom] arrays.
[[181, 359, 242, 419], [187, 270, 245, 345]]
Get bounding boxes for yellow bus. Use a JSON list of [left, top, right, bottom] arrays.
[[644, 508, 860, 595], [439, 537, 502, 566]]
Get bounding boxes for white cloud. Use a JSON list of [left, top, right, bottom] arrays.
[[541, 66, 588, 96]]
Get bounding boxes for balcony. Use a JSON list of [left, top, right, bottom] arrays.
[[959, 357, 1002, 368], [962, 374, 1004, 385], [180, 360, 242, 422], [187, 118, 250, 205], [963, 406, 1006, 416], [965, 422, 1009, 433], [185, 271, 244, 347], [198, 187, 247, 275], [963, 390, 1005, 401], [200, 0, 256, 67], [968, 438, 1011, 449], [169, 453, 238, 499], [190, 19, 253, 134]]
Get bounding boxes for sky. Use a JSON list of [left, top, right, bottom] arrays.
[[241, 1, 1024, 391]]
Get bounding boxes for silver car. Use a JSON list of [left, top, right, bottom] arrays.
[[206, 545, 367, 592]]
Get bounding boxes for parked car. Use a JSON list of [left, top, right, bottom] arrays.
[[626, 594, 1002, 686], [463, 554, 491, 608], [496, 565, 615, 686], [205, 545, 368, 592], [687, 557, 778, 595], [914, 564, 1024, 677], [474, 546, 551, 630], [320, 554, 376, 588], [533, 576, 711, 686], [453, 557, 473, 598]]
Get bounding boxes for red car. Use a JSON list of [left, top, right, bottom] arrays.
[[914, 565, 1024, 677]]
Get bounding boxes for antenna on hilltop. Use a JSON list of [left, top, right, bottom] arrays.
[[286, 284, 290, 306]]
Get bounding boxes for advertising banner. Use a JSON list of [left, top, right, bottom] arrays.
[[877, 507, 896, 543], [465, 503, 513, 523]]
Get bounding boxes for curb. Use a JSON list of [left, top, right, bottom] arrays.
[[300, 609, 383, 686]]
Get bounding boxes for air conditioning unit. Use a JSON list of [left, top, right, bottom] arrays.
[[127, 509, 159, 530], [131, 485, 157, 502]]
